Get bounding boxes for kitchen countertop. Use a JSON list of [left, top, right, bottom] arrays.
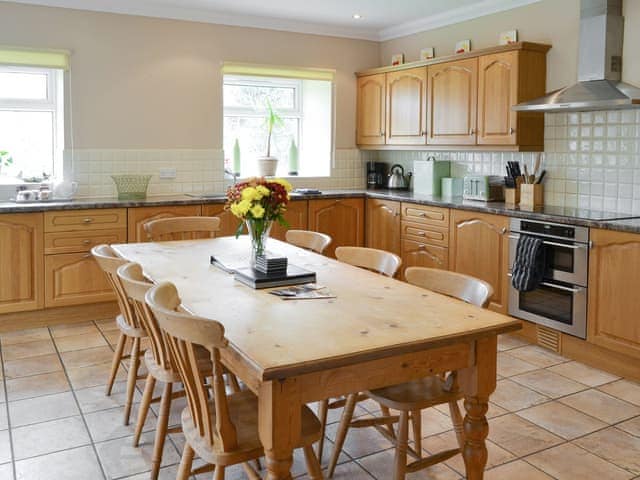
[[1, 189, 639, 234]]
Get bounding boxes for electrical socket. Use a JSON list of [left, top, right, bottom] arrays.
[[159, 168, 177, 179]]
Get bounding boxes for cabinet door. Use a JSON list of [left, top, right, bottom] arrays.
[[386, 67, 427, 145], [271, 200, 308, 241], [357, 74, 386, 146], [449, 210, 509, 313], [477, 51, 518, 145], [0, 213, 44, 314], [202, 204, 241, 237], [45, 253, 114, 308], [308, 198, 364, 258], [588, 229, 640, 358], [401, 239, 448, 280], [427, 58, 478, 145], [366, 199, 400, 256], [127, 205, 202, 242]]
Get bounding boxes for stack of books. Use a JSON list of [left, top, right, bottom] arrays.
[[254, 253, 288, 275], [234, 264, 316, 289]]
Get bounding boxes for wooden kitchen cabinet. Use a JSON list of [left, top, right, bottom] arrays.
[[588, 229, 640, 359], [401, 239, 448, 273], [202, 204, 241, 237], [385, 67, 427, 145], [0, 213, 44, 314], [366, 199, 400, 256], [271, 200, 308, 241], [449, 210, 509, 313], [127, 205, 202, 242], [427, 58, 478, 145], [308, 198, 364, 258], [357, 74, 386, 146]]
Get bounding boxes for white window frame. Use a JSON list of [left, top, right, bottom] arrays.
[[0, 65, 64, 178]]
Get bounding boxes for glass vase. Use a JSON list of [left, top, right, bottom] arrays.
[[245, 219, 273, 266]]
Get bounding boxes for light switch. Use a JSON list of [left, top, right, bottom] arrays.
[[159, 168, 177, 179]]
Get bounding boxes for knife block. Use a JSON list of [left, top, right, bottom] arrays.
[[520, 184, 544, 208]]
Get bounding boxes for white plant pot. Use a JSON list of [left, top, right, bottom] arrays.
[[257, 156, 278, 177]]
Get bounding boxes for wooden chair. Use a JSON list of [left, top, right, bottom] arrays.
[[328, 267, 493, 480], [334, 246, 402, 277], [91, 245, 147, 425], [285, 230, 332, 254], [144, 216, 221, 241], [146, 281, 325, 480]]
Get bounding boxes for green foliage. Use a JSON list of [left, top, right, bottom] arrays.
[[0, 150, 13, 168], [264, 100, 284, 157]]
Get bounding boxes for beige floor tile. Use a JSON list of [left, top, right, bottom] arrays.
[[517, 402, 607, 440], [526, 443, 632, 480], [497, 352, 539, 377], [95, 319, 119, 333], [497, 334, 530, 352], [357, 447, 461, 479], [60, 346, 115, 369], [14, 445, 104, 480], [66, 361, 125, 390], [575, 427, 640, 475], [559, 389, 640, 423], [488, 414, 563, 457], [54, 332, 108, 353], [0, 410, 7, 431], [418, 408, 456, 437], [12, 416, 91, 460], [548, 361, 621, 387], [434, 400, 507, 420], [485, 460, 554, 479], [0, 463, 12, 480], [490, 379, 550, 412], [599, 380, 640, 407], [5, 371, 70, 401], [2, 339, 55, 361], [102, 330, 122, 346], [123, 464, 180, 480], [0, 432, 10, 464], [4, 353, 62, 379], [325, 416, 394, 459], [511, 370, 588, 398], [618, 416, 640, 437], [312, 459, 376, 480], [508, 345, 568, 368], [95, 432, 180, 479], [50, 322, 100, 338], [75, 380, 140, 414], [0, 328, 50, 346], [9, 391, 79, 427], [85, 405, 156, 443]]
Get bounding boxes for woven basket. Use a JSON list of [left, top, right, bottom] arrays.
[[111, 175, 152, 200]]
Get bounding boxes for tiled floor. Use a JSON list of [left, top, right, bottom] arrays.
[[0, 322, 638, 479]]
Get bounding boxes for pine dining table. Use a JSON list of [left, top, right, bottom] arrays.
[[111, 236, 520, 480]]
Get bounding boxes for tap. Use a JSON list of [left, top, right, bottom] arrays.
[[224, 168, 239, 185]]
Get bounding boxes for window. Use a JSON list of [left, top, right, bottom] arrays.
[[223, 68, 334, 178], [0, 65, 64, 179]]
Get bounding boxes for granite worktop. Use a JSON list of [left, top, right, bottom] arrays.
[[1, 190, 639, 234]]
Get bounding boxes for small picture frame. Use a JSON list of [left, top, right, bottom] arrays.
[[455, 40, 471, 54], [391, 53, 404, 66], [420, 47, 435, 61], [499, 29, 518, 45]]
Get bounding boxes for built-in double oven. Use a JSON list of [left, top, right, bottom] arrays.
[[508, 218, 590, 339]]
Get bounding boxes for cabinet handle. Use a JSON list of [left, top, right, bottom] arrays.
[[418, 244, 426, 249], [82, 239, 91, 245], [394, 211, 400, 217], [510, 127, 515, 135], [82, 253, 92, 258], [469, 128, 476, 135], [419, 212, 427, 217], [83, 218, 93, 223], [380, 131, 385, 136], [421, 130, 426, 136]]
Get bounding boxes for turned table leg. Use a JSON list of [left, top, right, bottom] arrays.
[[462, 396, 489, 480]]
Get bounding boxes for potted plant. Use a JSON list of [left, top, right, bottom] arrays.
[[257, 100, 283, 177], [0, 150, 13, 176]]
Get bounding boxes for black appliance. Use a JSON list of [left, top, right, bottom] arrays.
[[367, 162, 388, 189]]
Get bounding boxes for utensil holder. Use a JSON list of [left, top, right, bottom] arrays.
[[520, 184, 543, 208], [504, 188, 519, 204]]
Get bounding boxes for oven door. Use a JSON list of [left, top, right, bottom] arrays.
[[508, 280, 587, 339], [509, 233, 588, 286]]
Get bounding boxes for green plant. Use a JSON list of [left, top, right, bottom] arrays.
[[0, 150, 13, 170], [264, 100, 284, 157]]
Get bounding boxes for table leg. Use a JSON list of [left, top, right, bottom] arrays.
[[258, 379, 301, 480]]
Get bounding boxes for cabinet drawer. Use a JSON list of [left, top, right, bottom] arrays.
[[401, 203, 449, 227], [44, 208, 127, 232], [44, 229, 127, 254], [401, 221, 448, 247], [401, 239, 449, 278]]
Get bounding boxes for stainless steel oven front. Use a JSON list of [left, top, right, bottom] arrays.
[[508, 218, 590, 339]]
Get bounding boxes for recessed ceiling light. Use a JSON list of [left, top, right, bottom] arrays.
[[352, 13, 362, 20]]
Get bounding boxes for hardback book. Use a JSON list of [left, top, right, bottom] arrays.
[[234, 264, 316, 289]]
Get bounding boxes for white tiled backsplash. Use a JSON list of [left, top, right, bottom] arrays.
[[67, 148, 365, 198], [366, 109, 640, 215]]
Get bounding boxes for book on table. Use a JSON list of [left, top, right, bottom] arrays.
[[233, 264, 316, 289]]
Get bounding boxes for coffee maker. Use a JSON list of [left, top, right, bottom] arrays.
[[367, 162, 388, 189]]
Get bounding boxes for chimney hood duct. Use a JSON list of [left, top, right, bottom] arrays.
[[513, 0, 640, 112]]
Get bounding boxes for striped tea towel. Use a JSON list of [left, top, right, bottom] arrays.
[[511, 234, 546, 292]]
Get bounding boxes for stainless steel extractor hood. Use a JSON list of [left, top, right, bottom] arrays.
[[514, 0, 640, 112]]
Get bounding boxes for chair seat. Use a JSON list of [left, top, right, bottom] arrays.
[[143, 345, 211, 383], [366, 376, 463, 411], [116, 314, 146, 338], [181, 390, 322, 466]]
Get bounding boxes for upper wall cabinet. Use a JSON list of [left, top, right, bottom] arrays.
[[386, 67, 427, 145], [356, 42, 550, 151]]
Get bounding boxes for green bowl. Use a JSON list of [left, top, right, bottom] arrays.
[[111, 175, 152, 200]]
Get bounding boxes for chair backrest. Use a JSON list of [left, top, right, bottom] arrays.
[[404, 267, 493, 308], [144, 216, 221, 241], [146, 282, 236, 451], [335, 246, 402, 277], [117, 262, 173, 371], [91, 244, 141, 329], [285, 229, 332, 254]]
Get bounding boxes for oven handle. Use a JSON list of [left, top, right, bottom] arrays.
[[507, 273, 583, 293], [508, 234, 587, 250]]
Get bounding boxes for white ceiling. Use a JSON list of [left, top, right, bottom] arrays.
[[9, 0, 542, 40]]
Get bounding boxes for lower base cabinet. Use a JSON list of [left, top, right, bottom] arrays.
[[202, 204, 242, 237], [308, 198, 365, 258], [400, 239, 449, 279], [271, 200, 308, 241]]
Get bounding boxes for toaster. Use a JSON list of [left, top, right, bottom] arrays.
[[463, 175, 504, 201]]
